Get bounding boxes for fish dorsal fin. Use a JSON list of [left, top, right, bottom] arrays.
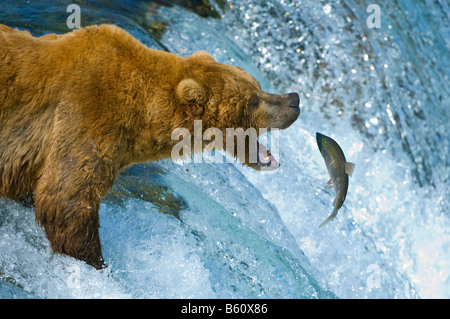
[[326, 179, 333, 187], [345, 162, 355, 177]]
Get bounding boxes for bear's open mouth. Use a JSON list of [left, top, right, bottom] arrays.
[[256, 140, 280, 170]]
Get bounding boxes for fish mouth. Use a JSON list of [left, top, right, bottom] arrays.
[[315, 132, 324, 152], [256, 139, 279, 170]]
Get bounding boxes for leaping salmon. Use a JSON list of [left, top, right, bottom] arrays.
[[316, 132, 355, 227]]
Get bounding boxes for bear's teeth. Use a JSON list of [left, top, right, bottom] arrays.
[[256, 140, 279, 169]]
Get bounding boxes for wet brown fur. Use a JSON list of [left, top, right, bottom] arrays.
[[0, 24, 299, 268]]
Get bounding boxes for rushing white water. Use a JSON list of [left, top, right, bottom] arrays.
[[0, 0, 448, 298]]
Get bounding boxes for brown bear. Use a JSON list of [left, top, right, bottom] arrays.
[[0, 24, 300, 269]]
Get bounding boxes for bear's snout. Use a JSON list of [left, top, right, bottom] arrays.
[[258, 91, 301, 130], [288, 92, 300, 110]]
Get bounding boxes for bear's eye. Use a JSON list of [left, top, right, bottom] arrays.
[[249, 96, 259, 108]]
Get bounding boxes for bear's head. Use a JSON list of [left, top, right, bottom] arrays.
[[175, 50, 300, 170]]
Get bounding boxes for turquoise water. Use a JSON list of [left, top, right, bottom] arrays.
[[0, 0, 448, 298]]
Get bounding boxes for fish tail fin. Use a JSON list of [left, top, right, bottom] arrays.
[[319, 209, 338, 228]]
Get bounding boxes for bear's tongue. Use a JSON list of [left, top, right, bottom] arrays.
[[256, 140, 280, 170]]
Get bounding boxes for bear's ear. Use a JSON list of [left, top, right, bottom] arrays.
[[176, 79, 207, 105], [190, 50, 215, 62]]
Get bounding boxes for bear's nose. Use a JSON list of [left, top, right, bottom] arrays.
[[288, 93, 300, 109]]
